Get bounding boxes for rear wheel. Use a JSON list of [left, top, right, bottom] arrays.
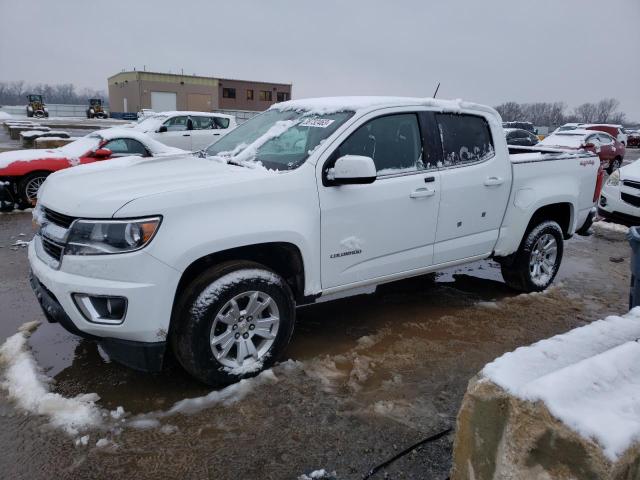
[[500, 220, 564, 292], [18, 172, 49, 206], [171, 261, 296, 385]]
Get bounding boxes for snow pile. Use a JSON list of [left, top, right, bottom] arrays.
[[298, 469, 336, 480], [168, 369, 279, 415], [482, 308, 640, 460], [593, 220, 629, 234], [0, 321, 103, 435], [0, 111, 12, 120]]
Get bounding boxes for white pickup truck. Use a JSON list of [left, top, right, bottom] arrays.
[[28, 97, 601, 385]]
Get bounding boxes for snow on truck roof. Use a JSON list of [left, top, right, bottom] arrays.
[[271, 96, 500, 118], [151, 111, 235, 119]]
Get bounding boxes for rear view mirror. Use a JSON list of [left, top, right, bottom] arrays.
[[93, 148, 112, 158], [158, 125, 168, 133], [328, 155, 377, 185]]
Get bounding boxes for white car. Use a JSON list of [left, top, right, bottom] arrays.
[[29, 96, 600, 384], [126, 111, 237, 151], [599, 160, 640, 225]]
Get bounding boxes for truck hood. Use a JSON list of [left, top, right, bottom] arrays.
[[38, 154, 276, 217]]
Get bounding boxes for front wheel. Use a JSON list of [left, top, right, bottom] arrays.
[[172, 261, 296, 385], [500, 220, 564, 292], [18, 172, 49, 206]]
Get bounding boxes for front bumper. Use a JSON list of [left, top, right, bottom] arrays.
[[28, 237, 182, 372], [29, 272, 166, 372], [599, 183, 640, 226]]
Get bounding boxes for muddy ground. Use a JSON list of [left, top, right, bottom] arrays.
[[0, 210, 633, 480]]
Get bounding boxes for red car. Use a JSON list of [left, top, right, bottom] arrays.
[[583, 124, 627, 146], [539, 129, 625, 173], [0, 129, 183, 209], [628, 130, 640, 148]]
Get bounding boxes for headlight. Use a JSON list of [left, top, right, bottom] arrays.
[[607, 169, 621, 187], [65, 217, 161, 255]]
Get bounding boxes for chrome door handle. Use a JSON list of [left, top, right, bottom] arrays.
[[484, 176, 504, 186], [410, 188, 436, 199]]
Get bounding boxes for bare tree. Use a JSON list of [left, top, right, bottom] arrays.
[[495, 102, 523, 122]]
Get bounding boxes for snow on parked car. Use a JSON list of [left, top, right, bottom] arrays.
[[539, 129, 625, 173], [0, 129, 184, 208], [29, 96, 601, 385], [599, 159, 640, 225], [121, 111, 237, 151]]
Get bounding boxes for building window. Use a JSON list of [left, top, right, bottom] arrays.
[[222, 88, 236, 99], [276, 92, 290, 102], [246, 89, 254, 100], [259, 90, 273, 102]]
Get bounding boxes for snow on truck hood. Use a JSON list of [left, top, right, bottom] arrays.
[[37, 154, 274, 217]]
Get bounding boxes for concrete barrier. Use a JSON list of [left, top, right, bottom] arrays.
[[451, 309, 640, 480], [34, 137, 77, 148], [9, 125, 51, 140]]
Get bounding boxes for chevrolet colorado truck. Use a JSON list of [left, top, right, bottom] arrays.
[[28, 97, 601, 385]]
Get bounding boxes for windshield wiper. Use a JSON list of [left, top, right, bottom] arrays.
[[225, 158, 248, 168]]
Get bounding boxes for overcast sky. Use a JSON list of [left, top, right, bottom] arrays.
[[1, 0, 639, 120]]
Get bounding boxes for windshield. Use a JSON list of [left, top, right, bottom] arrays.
[[204, 109, 354, 170], [58, 134, 102, 157], [136, 114, 169, 131]]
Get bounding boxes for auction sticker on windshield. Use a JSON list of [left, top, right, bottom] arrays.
[[299, 118, 335, 128]]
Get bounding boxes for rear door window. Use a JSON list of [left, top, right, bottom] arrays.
[[435, 113, 494, 167], [213, 117, 230, 129], [192, 116, 215, 130]]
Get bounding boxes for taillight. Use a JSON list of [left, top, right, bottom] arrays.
[[593, 165, 605, 203]]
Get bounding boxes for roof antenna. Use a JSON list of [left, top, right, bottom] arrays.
[[432, 82, 440, 98]]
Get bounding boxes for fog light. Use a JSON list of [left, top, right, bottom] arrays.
[[600, 196, 607, 207], [73, 294, 127, 324]]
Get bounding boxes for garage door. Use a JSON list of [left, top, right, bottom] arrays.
[[187, 93, 212, 112], [151, 91, 177, 112]]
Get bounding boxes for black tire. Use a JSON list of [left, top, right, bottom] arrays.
[[18, 171, 49, 206], [26, 110, 33, 118], [607, 157, 622, 175], [171, 260, 296, 385], [500, 220, 564, 293]]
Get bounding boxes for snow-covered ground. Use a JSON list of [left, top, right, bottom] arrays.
[[483, 307, 640, 460]]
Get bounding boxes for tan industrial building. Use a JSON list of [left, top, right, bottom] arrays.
[[108, 70, 292, 116]]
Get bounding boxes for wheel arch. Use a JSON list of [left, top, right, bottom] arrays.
[[173, 242, 308, 309], [525, 202, 574, 240]]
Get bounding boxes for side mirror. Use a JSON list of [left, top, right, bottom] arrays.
[[93, 148, 112, 158], [157, 125, 168, 133], [328, 155, 376, 185]]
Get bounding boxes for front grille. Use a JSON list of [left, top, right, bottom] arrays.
[[43, 207, 76, 228], [621, 192, 640, 208], [623, 180, 640, 190], [41, 236, 64, 262]]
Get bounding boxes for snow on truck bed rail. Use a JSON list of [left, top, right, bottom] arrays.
[[482, 308, 640, 460]]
